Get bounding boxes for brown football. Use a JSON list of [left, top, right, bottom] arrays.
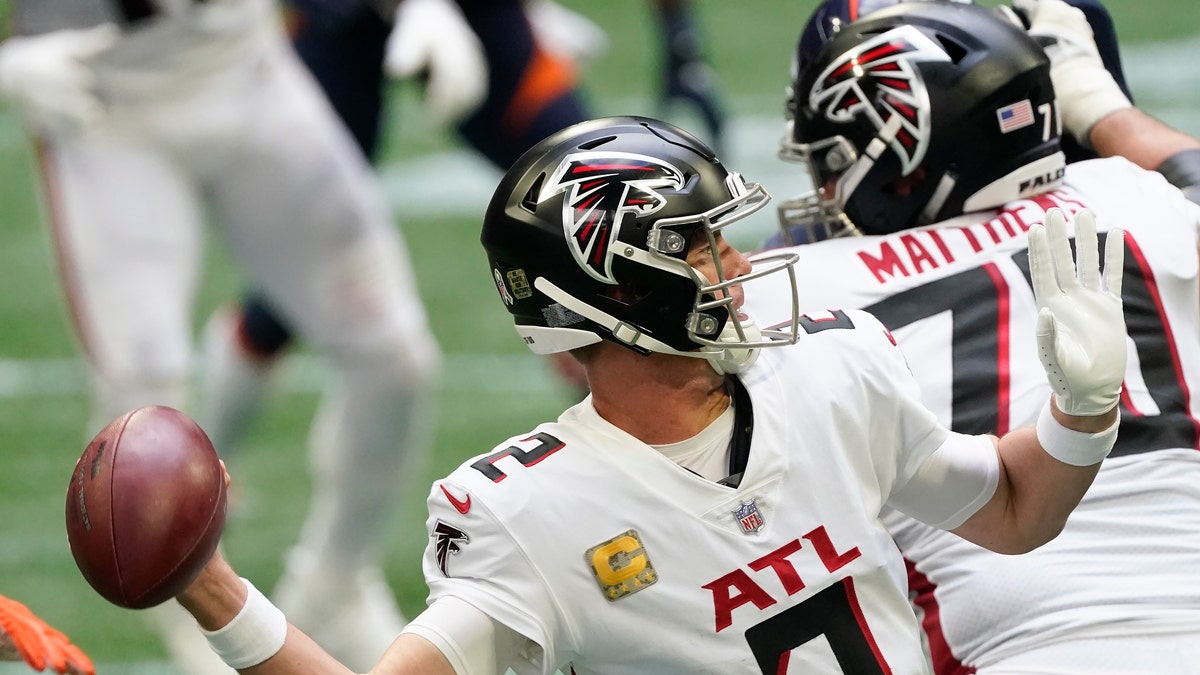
[[65, 405, 227, 609]]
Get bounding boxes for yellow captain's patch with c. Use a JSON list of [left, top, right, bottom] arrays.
[[586, 529, 658, 601]]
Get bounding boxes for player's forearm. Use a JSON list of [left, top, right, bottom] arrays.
[[178, 556, 355, 674], [177, 554, 246, 630], [958, 422, 1101, 554], [1088, 107, 1200, 170]]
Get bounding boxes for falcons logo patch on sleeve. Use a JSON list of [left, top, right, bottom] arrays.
[[809, 25, 950, 175], [433, 520, 470, 577], [539, 151, 686, 283]]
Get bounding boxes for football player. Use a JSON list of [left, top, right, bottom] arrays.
[[745, 2, 1200, 672], [167, 115, 1124, 673], [0, 1, 439, 672]]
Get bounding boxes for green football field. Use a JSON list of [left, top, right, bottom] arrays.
[[1, 1, 1199, 671]]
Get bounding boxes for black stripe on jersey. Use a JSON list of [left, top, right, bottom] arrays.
[[865, 266, 1004, 436], [116, 0, 157, 22]]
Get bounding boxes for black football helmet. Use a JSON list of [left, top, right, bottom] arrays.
[[482, 116, 800, 374], [779, 1, 1065, 240]]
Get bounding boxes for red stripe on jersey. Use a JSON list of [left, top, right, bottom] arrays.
[[982, 262, 1011, 435], [844, 577, 893, 674], [905, 559, 976, 675]]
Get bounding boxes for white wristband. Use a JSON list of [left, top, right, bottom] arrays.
[[1035, 401, 1118, 466], [201, 578, 287, 669]]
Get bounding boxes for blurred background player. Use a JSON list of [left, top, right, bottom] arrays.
[[201, 0, 729, 450], [0, 1, 439, 672], [745, 1, 1200, 671], [0, 594, 93, 675]]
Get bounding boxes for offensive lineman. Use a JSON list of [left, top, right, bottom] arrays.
[[747, 1, 1200, 671], [158, 115, 1125, 673], [0, 1, 438, 672]]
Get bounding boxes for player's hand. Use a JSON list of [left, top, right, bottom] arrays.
[[0, 25, 117, 137], [385, 0, 488, 125], [525, 0, 610, 65], [1028, 208, 1125, 417], [0, 595, 95, 675], [1011, 0, 1130, 147]]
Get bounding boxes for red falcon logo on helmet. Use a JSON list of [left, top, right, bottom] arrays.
[[809, 25, 950, 175], [540, 151, 686, 284]]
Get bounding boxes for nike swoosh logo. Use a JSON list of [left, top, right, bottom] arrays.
[[440, 484, 471, 514]]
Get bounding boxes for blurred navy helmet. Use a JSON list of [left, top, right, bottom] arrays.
[[778, 1, 1064, 241]]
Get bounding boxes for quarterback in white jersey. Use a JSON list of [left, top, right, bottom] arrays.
[[745, 2, 1200, 672], [0, 1, 438, 672], [416, 313, 994, 674], [166, 116, 1124, 675]]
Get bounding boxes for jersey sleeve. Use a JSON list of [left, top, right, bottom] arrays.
[[841, 309, 1001, 524], [887, 431, 1000, 529], [417, 474, 566, 675], [400, 595, 533, 675]]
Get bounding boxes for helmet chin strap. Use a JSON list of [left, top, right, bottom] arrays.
[[706, 319, 762, 375], [534, 277, 761, 373]]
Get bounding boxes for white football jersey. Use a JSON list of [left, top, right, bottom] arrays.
[[419, 309, 1004, 675], [744, 156, 1200, 672], [11, 0, 278, 99]]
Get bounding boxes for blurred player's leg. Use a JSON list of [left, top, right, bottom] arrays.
[[37, 107, 236, 675], [198, 299, 286, 462], [199, 4, 392, 465], [652, 0, 727, 156], [205, 44, 439, 670], [289, 2, 390, 160]]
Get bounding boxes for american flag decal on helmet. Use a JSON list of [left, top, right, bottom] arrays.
[[540, 151, 686, 284], [809, 25, 950, 175]]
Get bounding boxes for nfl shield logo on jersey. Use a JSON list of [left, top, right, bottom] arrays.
[[733, 500, 765, 534]]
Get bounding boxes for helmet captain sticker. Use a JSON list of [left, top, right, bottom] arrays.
[[808, 25, 949, 176], [540, 151, 687, 284]]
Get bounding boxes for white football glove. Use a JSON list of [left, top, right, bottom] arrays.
[[0, 25, 118, 136], [525, 0, 609, 66], [386, 0, 488, 125], [1028, 208, 1125, 416], [1011, 0, 1131, 148]]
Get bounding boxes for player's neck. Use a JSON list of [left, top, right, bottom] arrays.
[[587, 347, 730, 445]]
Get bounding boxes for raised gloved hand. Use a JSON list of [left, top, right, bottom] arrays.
[[0, 595, 94, 675], [1028, 207, 1125, 416], [1011, 0, 1131, 148], [0, 25, 117, 137], [385, 0, 488, 125]]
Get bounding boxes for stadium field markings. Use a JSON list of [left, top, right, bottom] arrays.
[[0, 353, 559, 398]]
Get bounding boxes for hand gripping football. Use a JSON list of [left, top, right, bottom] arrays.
[[65, 406, 227, 609]]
